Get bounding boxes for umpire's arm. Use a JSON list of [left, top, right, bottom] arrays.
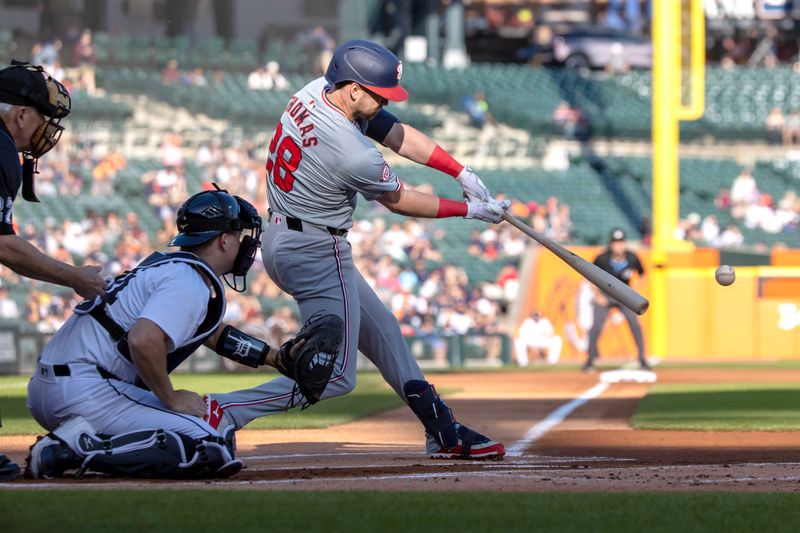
[[0, 234, 106, 299], [128, 318, 206, 417]]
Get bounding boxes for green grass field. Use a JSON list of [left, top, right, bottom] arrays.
[[0, 372, 405, 435], [3, 490, 800, 532], [632, 382, 800, 431]]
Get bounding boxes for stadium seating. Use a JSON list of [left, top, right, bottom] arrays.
[[599, 155, 800, 247]]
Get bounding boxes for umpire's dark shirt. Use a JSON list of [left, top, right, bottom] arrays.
[[593, 249, 644, 286], [0, 117, 20, 235]]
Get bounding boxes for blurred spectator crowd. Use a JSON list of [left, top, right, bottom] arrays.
[[675, 167, 800, 249]]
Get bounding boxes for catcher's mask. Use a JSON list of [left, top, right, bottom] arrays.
[[0, 60, 71, 202], [169, 184, 263, 292]]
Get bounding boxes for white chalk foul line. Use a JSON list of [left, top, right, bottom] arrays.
[[506, 382, 609, 457], [245, 451, 417, 461]]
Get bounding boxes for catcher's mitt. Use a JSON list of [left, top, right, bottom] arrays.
[[276, 313, 343, 408]]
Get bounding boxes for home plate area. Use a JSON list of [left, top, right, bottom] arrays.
[[7, 369, 800, 493]]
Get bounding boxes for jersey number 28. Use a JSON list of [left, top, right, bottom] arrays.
[[266, 122, 302, 192]]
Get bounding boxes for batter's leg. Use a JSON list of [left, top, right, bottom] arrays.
[[211, 232, 361, 429], [354, 270, 503, 459], [355, 269, 425, 397]]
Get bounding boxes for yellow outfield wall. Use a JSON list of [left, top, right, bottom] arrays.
[[521, 247, 800, 361]]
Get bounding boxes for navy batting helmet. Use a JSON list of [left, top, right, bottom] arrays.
[[170, 188, 261, 247], [325, 40, 407, 102]]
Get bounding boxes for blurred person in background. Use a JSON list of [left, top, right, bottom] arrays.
[[783, 110, 800, 145], [304, 26, 335, 76], [730, 168, 759, 219], [515, 309, 562, 366], [765, 107, 785, 145], [264, 61, 289, 91], [247, 65, 270, 90], [463, 90, 495, 129], [582, 229, 648, 372], [0, 285, 19, 319], [70, 30, 96, 95], [162, 59, 181, 85]]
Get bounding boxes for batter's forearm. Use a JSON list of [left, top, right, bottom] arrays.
[[380, 188, 465, 218], [0, 234, 82, 287]]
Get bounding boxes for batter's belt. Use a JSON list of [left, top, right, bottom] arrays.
[[268, 210, 348, 236]]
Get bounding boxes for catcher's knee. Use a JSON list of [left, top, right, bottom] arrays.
[[403, 380, 458, 448]]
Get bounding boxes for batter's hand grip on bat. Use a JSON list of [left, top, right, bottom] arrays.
[[501, 212, 650, 315]]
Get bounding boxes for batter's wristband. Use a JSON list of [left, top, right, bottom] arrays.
[[426, 145, 464, 178], [436, 198, 468, 218], [215, 325, 270, 368]]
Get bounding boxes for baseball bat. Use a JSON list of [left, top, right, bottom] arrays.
[[502, 212, 650, 315]]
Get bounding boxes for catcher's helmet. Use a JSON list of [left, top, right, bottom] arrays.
[[169, 188, 261, 247], [325, 40, 407, 102]]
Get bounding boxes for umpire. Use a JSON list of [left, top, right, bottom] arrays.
[[0, 61, 105, 299], [582, 228, 650, 372], [0, 61, 105, 481]]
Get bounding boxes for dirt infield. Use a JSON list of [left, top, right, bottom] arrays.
[[4, 368, 800, 492]]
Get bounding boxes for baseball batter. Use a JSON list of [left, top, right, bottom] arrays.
[[206, 40, 508, 459]]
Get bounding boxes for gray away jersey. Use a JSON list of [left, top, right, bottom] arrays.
[[265, 77, 400, 229]]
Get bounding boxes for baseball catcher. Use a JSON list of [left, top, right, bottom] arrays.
[[24, 187, 341, 479]]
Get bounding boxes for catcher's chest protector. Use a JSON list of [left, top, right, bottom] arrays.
[[75, 251, 226, 375]]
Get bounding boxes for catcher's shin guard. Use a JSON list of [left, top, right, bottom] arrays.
[[79, 429, 241, 479], [403, 380, 459, 449]]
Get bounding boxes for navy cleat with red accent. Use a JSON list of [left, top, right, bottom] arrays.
[[427, 423, 505, 460]]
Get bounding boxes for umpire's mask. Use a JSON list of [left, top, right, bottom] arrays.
[[169, 185, 263, 292], [0, 60, 71, 202]]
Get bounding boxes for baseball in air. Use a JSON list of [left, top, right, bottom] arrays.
[[715, 265, 736, 286]]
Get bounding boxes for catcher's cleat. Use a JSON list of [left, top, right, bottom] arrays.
[[0, 453, 21, 481], [24, 434, 79, 479], [215, 459, 243, 478], [427, 423, 505, 461]]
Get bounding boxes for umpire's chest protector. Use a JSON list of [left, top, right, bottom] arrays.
[[75, 251, 226, 379]]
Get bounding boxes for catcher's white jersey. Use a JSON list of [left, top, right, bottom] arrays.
[[39, 262, 211, 383], [265, 77, 400, 229]]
